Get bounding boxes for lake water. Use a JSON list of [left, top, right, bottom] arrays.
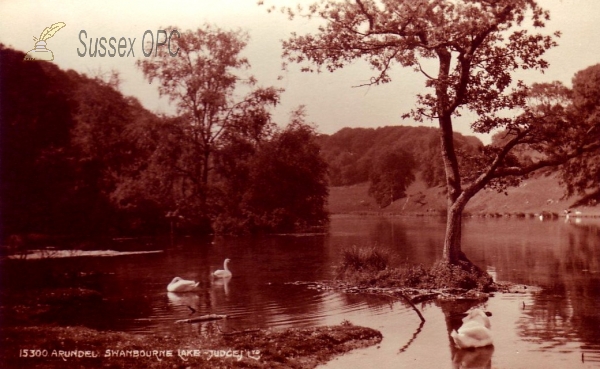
[[2, 215, 599, 368]]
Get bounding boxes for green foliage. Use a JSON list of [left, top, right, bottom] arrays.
[[558, 64, 600, 197], [214, 109, 329, 234], [317, 126, 482, 188], [368, 149, 416, 207], [136, 24, 283, 227], [1, 40, 329, 240]]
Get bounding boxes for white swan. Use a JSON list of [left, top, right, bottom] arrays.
[[167, 277, 199, 292], [451, 309, 493, 349], [213, 258, 232, 278]]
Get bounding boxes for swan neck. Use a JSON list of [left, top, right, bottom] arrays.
[[223, 260, 229, 271]]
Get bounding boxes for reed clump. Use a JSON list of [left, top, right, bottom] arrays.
[[337, 246, 493, 291]]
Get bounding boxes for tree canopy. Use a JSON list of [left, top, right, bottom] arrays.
[[136, 25, 282, 228], [1, 36, 330, 242], [278, 0, 599, 266], [316, 125, 481, 187], [559, 64, 600, 202]]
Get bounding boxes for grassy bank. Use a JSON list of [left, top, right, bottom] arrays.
[[328, 172, 600, 217], [0, 323, 381, 369], [0, 280, 382, 369]]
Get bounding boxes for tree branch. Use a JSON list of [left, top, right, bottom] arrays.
[[417, 62, 437, 81], [449, 5, 514, 113], [355, 0, 374, 31], [494, 142, 600, 178], [461, 129, 528, 203]]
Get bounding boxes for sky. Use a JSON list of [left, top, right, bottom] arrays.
[[1, 0, 599, 144]]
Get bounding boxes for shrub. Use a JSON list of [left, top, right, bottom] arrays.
[[337, 252, 494, 291]]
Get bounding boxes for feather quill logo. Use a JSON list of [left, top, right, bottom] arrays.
[[24, 22, 66, 61]]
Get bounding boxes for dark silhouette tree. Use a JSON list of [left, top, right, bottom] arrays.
[[0, 46, 163, 238], [0, 46, 76, 236], [277, 0, 599, 268]]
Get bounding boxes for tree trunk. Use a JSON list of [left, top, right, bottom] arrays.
[[443, 202, 466, 264], [435, 48, 477, 267], [438, 111, 466, 265]]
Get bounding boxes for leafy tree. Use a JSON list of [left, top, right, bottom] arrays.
[[278, 0, 599, 267], [368, 150, 416, 208], [137, 25, 281, 227], [214, 108, 329, 233], [210, 99, 279, 233], [559, 64, 600, 203]]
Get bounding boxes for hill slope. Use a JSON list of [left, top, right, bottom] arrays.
[[328, 171, 600, 217], [317, 126, 481, 187]]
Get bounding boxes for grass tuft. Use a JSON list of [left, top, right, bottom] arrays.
[[337, 248, 494, 292], [337, 246, 389, 272]]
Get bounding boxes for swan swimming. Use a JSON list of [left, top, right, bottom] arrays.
[[213, 258, 232, 278], [167, 277, 200, 292], [451, 308, 493, 349]]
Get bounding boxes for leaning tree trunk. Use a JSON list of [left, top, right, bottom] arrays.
[[434, 48, 470, 266], [443, 202, 467, 264], [438, 110, 466, 265]]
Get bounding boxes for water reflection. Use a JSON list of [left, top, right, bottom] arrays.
[[507, 221, 600, 365], [451, 346, 494, 369], [1, 216, 600, 368], [167, 292, 200, 312], [398, 320, 424, 353], [325, 216, 600, 368], [211, 275, 231, 295], [475, 218, 600, 367]]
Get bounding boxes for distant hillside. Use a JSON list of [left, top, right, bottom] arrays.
[[328, 171, 600, 217], [316, 126, 482, 187], [320, 125, 600, 217]]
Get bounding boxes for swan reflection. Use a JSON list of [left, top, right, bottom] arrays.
[[211, 274, 231, 295], [167, 291, 200, 312]]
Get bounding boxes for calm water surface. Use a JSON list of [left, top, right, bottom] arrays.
[[2, 215, 599, 368]]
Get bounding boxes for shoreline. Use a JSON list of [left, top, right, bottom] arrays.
[[0, 322, 382, 369]]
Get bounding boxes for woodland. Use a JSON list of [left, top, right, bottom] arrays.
[[0, 44, 328, 240]]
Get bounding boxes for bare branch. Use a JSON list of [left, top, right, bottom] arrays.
[[417, 62, 437, 81]]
